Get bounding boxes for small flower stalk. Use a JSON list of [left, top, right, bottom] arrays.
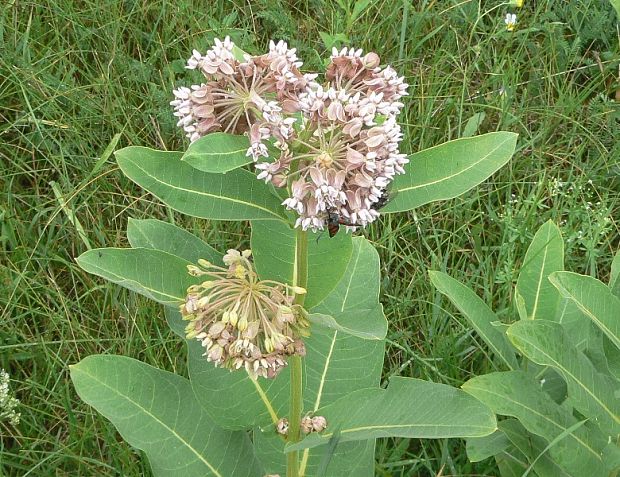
[[172, 38, 409, 233], [181, 250, 309, 379], [0, 369, 20, 426]]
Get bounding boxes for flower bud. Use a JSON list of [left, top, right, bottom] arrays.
[[311, 416, 328, 432], [197, 259, 212, 268], [301, 417, 313, 434], [276, 418, 289, 436]]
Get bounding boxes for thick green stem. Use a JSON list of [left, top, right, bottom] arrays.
[[287, 228, 308, 477]]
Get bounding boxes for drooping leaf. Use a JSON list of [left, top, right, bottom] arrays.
[[496, 450, 528, 477], [250, 220, 354, 311], [462, 371, 609, 476], [287, 376, 496, 452], [76, 248, 195, 306], [127, 218, 223, 265], [507, 320, 620, 436], [466, 429, 511, 462], [115, 147, 286, 222], [499, 419, 575, 477], [181, 133, 252, 173], [70, 355, 264, 477], [309, 237, 387, 340], [429, 271, 518, 370], [516, 220, 564, 320], [550, 271, 620, 351], [384, 132, 518, 213]]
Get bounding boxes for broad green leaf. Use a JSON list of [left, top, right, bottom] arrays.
[[550, 271, 620, 351], [127, 218, 223, 265], [507, 320, 620, 436], [185, 314, 383, 475], [499, 419, 574, 477], [165, 304, 187, 338], [187, 319, 384, 430], [76, 248, 195, 306], [497, 451, 528, 477], [384, 132, 518, 213], [309, 237, 387, 340], [115, 147, 286, 221], [70, 355, 263, 477], [516, 220, 564, 320], [604, 336, 620, 381], [254, 324, 383, 475], [611, 249, 620, 297], [256, 434, 374, 477], [555, 296, 598, 351], [466, 429, 511, 462], [429, 271, 518, 370], [250, 220, 353, 310], [287, 376, 496, 452], [463, 370, 609, 476], [181, 133, 252, 173]]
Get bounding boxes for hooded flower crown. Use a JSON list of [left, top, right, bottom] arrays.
[[172, 37, 408, 233], [181, 250, 309, 379]]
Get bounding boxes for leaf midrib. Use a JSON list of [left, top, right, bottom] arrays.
[[74, 367, 223, 477], [463, 383, 603, 460], [513, 331, 620, 425], [396, 135, 512, 194], [123, 158, 285, 220]]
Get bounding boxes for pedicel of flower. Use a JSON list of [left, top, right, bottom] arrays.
[[180, 249, 309, 379]]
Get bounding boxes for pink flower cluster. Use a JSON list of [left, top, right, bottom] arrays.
[[172, 39, 408, 231]]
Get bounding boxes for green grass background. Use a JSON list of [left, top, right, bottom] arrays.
[[1, 0, 619, 475]]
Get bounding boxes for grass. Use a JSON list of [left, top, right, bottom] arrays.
[[1, 0, 619, 475]]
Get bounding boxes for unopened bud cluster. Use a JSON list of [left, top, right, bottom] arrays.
[[181, 250, 309, 379], [275, 415, 327, 436], [173, 38, 409, 232], [0, 369, 20, 426]]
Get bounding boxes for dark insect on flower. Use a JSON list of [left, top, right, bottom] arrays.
[[371, 188, 393, 211], [327, 210, 341, 238], [327, 188, 395, 238]]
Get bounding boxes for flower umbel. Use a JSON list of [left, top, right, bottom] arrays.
[[0, 369, 20, 426], [172, 40, 409, 234], [171, 37, 312, 146], [276, 47, 409, 232], [181, 250, 309, 379]]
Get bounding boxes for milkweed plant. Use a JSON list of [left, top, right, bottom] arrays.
[[70, 38, 519, 476]]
